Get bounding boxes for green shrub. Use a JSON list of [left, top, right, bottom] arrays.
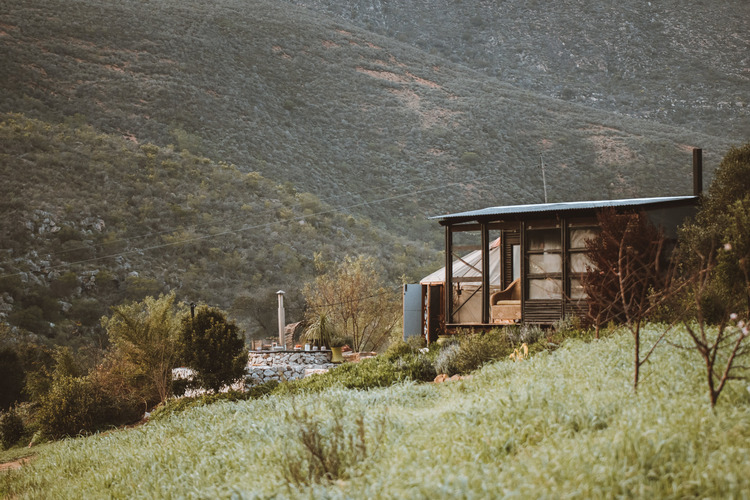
[[434, 329, 514, 376], [276, 398, 386, 486], [36, 375, 117, 439], [50, 271, 78, 298], [434, 342, 462, 376], [506, 323, 544, 345], [0, 347, 25, 410], [328, 335, 351, 348], [273, 357, 406, 396], [36, 376, 94, 438], [404, 334, 427, 350], [149, 383, 278, 422], [0, 408, 24, 449], [381, 340, 416, 361], [394, 352, 437, 382], [179, 305, 247, 393]]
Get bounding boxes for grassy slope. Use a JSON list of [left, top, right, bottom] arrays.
[[0, 0, 738, 240], [2, 326, 749, 498], [285, 0, 750, 140]]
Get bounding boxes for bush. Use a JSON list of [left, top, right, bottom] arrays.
[[434, 329, 514, 376], [434, 343, 462, 376], [179, 305, 248, 393], [678, 143, 750, 322], [35, 375, 124, 439], [395, 352, 437, 381], [102, 292, 185, 405], [149, 382, 278, 422], [0, 347, 25, 410], [273, 358, 405, 396], [0, 408, 24, 449], [37, 376, 109, 439], [506, 323, 544, 345], [276, 398, 386, 486], [382, 340, 417, 361]]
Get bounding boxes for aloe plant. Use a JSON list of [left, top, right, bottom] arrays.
[[303, 313, 337, 348]]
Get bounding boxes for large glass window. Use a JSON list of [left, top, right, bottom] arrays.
[[526, 225, 562, 300], [568, 226, 598, 300]]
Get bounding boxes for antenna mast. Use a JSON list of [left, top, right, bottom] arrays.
[[540, 153, 548, 203]]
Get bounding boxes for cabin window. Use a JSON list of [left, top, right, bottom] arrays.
[[567, 226, 599, 300], [528, 278, 563, 299], [525, 226, 562, 300], [569, 227, 598, 249], [512, 244, 521, 281]]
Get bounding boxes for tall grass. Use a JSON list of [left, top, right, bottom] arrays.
[[3, 325, 749, 498]]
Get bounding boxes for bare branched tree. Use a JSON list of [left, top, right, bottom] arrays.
[[584, 209, 683, 391], [304, 254, 400, 352], [679, 247, 750, 407], [674, 144, 750, 407]]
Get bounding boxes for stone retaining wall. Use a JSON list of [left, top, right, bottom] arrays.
[[246, 350, 336, 386]]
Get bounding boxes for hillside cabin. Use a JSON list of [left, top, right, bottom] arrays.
[[403, 152, 704, 343]]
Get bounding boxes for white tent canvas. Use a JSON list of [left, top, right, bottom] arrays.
[[420, 238, 502, 324], [420, 237, 502, 285]]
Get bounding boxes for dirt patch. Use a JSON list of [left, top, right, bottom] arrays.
[[433, 374, 472, 383], [355, 67, 410, 84], [0, 456, 33, 472]]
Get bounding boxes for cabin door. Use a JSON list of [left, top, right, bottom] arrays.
[[426, 284, 444, 343]]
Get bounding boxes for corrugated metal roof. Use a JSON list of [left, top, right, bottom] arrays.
[[430, 196, 698, 222]]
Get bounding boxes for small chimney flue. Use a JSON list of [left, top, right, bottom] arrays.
[[276, 291, 286, 349], [693, 148, 703, 196]]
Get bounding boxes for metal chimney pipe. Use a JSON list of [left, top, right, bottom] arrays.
[[693, 148, 703, 196], [276, 290, 285, 349]]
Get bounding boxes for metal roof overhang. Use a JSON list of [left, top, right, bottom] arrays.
[[430, 196, 699, 225]]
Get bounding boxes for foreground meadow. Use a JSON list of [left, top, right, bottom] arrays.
[[2, 326, 750, 498]]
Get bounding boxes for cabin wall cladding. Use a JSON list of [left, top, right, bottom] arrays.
[[246, 351, 335, 386]]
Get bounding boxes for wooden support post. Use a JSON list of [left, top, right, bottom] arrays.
[[693, 148, 703, 197], [444, 225, 453, 330], [481, 222, 490, 324]]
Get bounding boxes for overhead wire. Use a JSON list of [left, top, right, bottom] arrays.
[[36, 150, 580, 263], [37, 164, 501, 261]]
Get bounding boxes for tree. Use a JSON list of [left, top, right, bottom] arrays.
[[179, 305, 247, 393], [303, 254, 400, 352], [302, 313, 337, 348], [676, 143, 750, 406], [0, 347, 25, 411], [101, 292, 186, 406], [583, 209, 677, 391], [679, 246, 750, 407], [679, 143, 750, 320]]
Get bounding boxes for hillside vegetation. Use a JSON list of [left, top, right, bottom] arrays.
[[0, 113, 437, 340], [0, 0, 745, 336], [285, 0, 750, 140], [2, 326, 749, 498], [0, 0, 738, 231]]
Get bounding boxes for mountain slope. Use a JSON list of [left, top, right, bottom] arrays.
[[0, 0, 743, 339], [0, 0, 738, 239], [0, 113, 438, 339], [283, 0, 750, 140]]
